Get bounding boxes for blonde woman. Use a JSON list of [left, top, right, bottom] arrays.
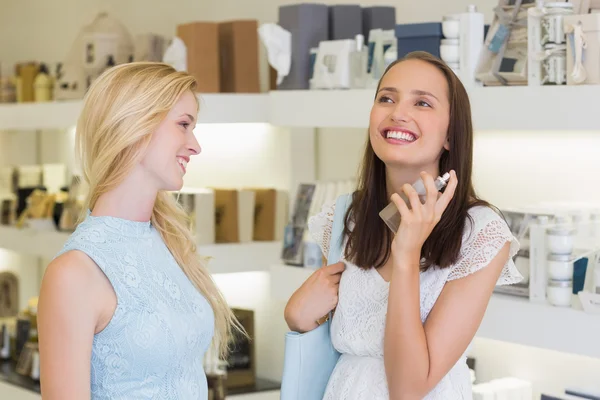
[[38, 63, 238, 399]]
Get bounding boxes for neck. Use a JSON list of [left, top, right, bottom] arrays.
[[385, 164, 440, 200], [91, 169, 158, 222]]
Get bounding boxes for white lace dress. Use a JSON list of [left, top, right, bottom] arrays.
[[307, 202, 523, 400]]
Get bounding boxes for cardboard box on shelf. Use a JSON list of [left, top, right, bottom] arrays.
[[176, 22, 221, 93], [218, 20, 260, 93], [213, 189, 255, 243], [248, 188, 288, 241]]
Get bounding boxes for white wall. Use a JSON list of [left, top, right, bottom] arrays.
[[0, 0, 210, 68]]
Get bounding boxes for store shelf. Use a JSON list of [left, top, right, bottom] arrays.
[[0, 93, 269, 130], [0, 225, 281, 274], [468, 85, 600, 131], [0, 100, 82, 130], [2, 85, 599, 131], [196, 93, 269, 124], [269, 89, 373, 128], [477, 293, 600, 359], [270, 85, 600, 131], [0, 225, 69, 259], [202, 241, 282, 274], [270, 264, 600, 358], [270, 264, 313, 301]]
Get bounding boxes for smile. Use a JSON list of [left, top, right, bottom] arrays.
[[177, 156, 189, 173], [381, 129, 418, 144]]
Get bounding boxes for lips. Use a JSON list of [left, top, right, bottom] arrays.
[[380, 127, 419, 144], [177, 156, 189, 173]]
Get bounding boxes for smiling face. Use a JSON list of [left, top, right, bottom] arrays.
[[140, 90, 201, 192], [369, 59, 451, 171]]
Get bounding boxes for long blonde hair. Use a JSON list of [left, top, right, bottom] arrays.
[[75, 62, 240, 358]]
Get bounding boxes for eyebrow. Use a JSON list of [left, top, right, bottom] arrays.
[[181, 113, 196, 123], [377, 87, 439, 102]]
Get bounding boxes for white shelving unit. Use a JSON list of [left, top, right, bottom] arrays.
[[271, 264, 600, 359], [270, 86, 600, 131], [477, 293, 600, 359], [1, 86, 599, 131], [0, 93, 269, 130], [0, 225, 281, 274]]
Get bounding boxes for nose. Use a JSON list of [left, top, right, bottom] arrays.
[[188, 132, 201, 155], [390, 102, 412, 124]]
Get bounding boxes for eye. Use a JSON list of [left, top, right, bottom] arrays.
[[179, 122, 190, 130], [377, 95, 393, 104], [416, 100, 431, 108]]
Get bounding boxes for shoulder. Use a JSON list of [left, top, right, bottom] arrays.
[[307, 193, 353, 257], [307, 199, 337, 257], [42, 250, 103, 298], [447, 205, 523, 285], [463, 205, 511, 240], [307, 199, 337, 232]]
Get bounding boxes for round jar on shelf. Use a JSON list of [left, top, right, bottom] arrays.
[[541, 2, 574, 45], [442, 14, 461, 39], [541, 44, 567, 85], [440, 39, 460, 64], [547, 253, 574, 280], [547, 279, 573, 307], [546, 225, 575, 254]]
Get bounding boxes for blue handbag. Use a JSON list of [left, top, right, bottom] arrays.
[[280, 193, 351, 400]]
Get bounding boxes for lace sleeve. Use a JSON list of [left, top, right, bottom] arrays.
[[447, 206, 523, 285], [307, 200, 336, 258]]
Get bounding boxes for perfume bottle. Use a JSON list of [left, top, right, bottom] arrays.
[[379, 173, 451, 233], [350, 34, 368, 89]]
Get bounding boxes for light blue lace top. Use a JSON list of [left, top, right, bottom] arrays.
[[56, 213, 215, 399]]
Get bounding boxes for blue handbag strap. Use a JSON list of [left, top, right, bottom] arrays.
[[327, 193, 352, 265]]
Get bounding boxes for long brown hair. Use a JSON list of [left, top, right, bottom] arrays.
[[344, 51, 490, 271]]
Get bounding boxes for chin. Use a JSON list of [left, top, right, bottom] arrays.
[[374, 147, 412, 166], [161, 177, 184, 192]]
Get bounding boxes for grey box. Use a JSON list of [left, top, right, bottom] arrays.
[[362, 6, 396, 39], [329, 5, 362, 40], [278, 3, 329, 90]]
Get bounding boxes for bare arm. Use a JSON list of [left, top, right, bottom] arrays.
[[284, 262, 345, 333], [384, 242, 509, 399], [38, 251, 112, 400]]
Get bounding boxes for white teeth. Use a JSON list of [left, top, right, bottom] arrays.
[[177, 158, 188, 169], [386, 130, 416, 142]]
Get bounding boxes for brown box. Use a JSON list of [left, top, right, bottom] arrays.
[[218, 20, 260, 93], [176, 22, 220, 93], [16, 63, 39, 103], [213, 189, 255, 243], [250, 188, 288, 241]]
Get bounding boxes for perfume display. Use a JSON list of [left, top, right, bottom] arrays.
[[498, 205, 600, 313]]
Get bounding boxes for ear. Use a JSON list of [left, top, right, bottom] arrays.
[[443, 136, 450, 151]]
